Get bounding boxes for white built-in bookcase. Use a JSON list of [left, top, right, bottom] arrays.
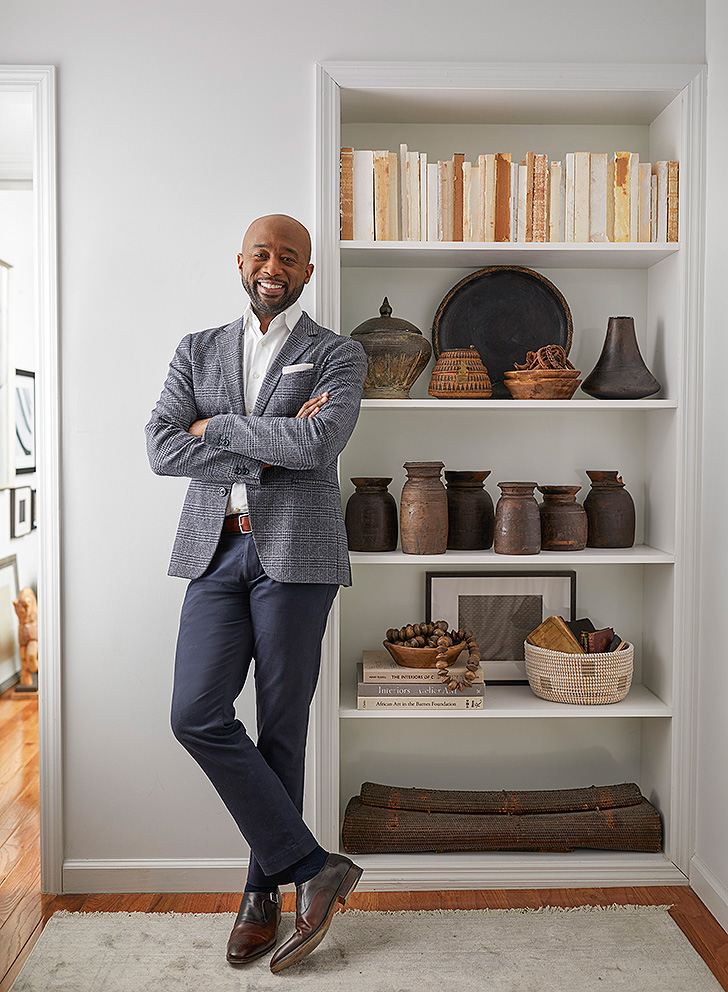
[[311, 63, 706, 890]]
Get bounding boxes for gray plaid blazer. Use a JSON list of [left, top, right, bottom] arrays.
[[146, 311, 367, 584]]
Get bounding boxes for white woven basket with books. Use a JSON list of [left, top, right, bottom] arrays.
[[524, 641, 634, 705]]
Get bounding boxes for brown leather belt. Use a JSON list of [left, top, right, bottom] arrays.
[[222, 514, 252, 533]]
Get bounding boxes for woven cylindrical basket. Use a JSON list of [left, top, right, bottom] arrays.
[[524, 641, 634, 704]]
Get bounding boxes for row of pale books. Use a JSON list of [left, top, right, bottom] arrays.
[[340, 146, 679, 244], [355, 653, 485, 710]]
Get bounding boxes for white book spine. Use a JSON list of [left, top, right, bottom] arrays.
[[653, 161, 668, 242], [650, 174, 658, 242], [509, 161, 519, 241], [516, 164, 527, 242], [399, 143, 408, 240], [548, 161, 563, 243], [589, 152, 608, 242], [427, 163, 438, 241], [388, 152, 400, 241], [437, 161, 444, 241], [419, 153, 428, 242], [462, 161, 472, 242], [477, 155, 486, 242], [638, 163, 652, 242], [574, 151, 590, 242], [352, 150, 374, 241], [629, 153, 640, 242], [470, 166, 480, 242], [484, 153, 496, 241], [407, 152, 420, 242], [565, 153, 575, 243]]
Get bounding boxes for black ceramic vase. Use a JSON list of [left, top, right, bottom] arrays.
[[582, 316, 661, 400], [345, 478, 398, 552], [445, 471, 494, 550]]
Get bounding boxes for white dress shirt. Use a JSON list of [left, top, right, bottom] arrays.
[[225, 299, 303, 516]]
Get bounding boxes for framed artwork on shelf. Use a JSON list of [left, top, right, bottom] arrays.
[[11, 486, 32, 538], [425, 570, 577, 683], [15, 369, 35, 475], [0, 554, 20, 673]]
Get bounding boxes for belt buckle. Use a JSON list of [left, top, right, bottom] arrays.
[[238, 514, 249, 533]]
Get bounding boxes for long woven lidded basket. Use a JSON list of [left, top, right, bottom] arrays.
[[524, 641, 634, 704]]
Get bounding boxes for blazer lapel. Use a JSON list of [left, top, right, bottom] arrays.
[[253, 311, 319, 416], [215, 316, 246, 413]]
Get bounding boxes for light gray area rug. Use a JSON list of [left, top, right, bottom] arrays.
[[11, 906, 722, 992]]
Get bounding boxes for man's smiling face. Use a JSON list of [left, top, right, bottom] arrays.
[[238, 215, 314, 320]]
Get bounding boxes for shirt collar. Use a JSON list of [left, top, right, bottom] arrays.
[[243, 300, 302, 337]]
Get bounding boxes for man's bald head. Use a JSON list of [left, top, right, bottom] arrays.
[[241, 214, 312, 265], [237, 214, 314, 329]]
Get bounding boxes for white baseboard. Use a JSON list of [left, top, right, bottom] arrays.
[[62, 859, 252, 894], [690, 856, 728, 935], [62, 853, 688, 894]]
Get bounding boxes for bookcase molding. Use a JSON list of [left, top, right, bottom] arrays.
[[313, 61, 706, 890]]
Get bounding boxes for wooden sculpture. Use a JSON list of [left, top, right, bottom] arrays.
[[13, 587, 38, 690]]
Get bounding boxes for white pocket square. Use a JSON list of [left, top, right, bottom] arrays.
[[281, 363, 314, 374]]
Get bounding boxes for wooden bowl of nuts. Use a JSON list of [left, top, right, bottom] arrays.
[[383, 639, 465, 669], [383, 620, 482, 692]]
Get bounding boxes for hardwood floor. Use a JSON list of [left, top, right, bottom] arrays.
[[2, 687, 728, 990]]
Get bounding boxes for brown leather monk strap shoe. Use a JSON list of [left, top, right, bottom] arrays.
[[226, 889, 281, 964], [269, 853, 362, 973]]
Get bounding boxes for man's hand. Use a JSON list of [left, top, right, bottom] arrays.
[[188, 418, 212, 437], [295, 392, 328, 418]]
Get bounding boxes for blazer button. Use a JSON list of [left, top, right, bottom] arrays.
[[218, 487, 228, 496], [234, 467, 242, 474], [220, 438, 230, 447]]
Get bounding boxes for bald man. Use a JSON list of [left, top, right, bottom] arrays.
[[146, 215, 367, 972]]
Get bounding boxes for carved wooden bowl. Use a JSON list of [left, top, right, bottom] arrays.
[[383, 640, 466, 669], [504, 369, 580, 379], [504, 376, 582, 399]]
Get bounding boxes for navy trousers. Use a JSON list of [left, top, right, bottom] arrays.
[[170, 531, 338, 883]]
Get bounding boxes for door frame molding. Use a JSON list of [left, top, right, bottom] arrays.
[[0, 65, 62, 892]]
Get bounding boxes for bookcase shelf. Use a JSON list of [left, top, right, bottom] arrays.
[[361, 398, 678, 410], [341, 241, 680, 269], [350, 546, 674, 565], [316, 61, 705, 890], [339, 682, 671, 719]]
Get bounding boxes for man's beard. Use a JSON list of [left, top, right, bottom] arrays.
[[242, 275, 305, 317]]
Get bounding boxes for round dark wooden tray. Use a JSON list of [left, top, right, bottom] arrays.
[[432, 266, 573, 398]]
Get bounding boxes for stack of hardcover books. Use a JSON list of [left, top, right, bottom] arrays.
[[341, 145, 678, 244], [356, 650, 485, 710]]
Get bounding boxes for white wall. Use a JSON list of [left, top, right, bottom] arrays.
[[2, 0, 706, 883], [693, 0, 728, 931]]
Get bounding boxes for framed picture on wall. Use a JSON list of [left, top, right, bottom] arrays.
[[11, 486, 32, 538], [426, 571, 577, 683], [15, 369, 35, 475]]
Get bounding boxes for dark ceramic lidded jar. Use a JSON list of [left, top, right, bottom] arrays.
[[584, 470, 636, 548], [345, 478, 398, 552], [350, 297, 432, 399], [494, 482, 541, 555], [400, 461, 448, 555], [537, 485, 588, 552], [445, 471, 494, 550]]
